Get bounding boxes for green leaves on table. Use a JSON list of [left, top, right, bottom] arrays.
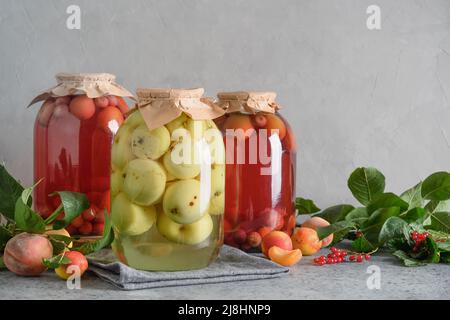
[[42, 254, 71, 269], [14, 185, 46, 234], [299, 167, 450, 266]]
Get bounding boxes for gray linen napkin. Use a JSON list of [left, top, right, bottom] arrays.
[[87, 245, 289, 290]]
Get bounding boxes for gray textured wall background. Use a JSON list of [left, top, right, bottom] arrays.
[[1, 0, 450, 207]]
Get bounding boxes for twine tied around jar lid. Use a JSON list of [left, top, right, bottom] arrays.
[[216, 91, 281, 114], [134, 88, 225, 131], [27, 72, 135, 107]]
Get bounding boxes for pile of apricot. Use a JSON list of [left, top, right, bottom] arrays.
[[38, 94, 129, 132]]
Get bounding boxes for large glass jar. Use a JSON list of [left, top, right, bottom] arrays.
[[215, 91, 296, 252], [31, 73, 133, 237], [110, 88, 225, 271]]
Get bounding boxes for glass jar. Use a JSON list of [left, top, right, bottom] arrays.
[[31, 73, 133, 237], [215, 91, 296, 252], [110, 88, 225, 271]]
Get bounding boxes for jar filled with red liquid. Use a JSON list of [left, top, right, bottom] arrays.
[[215, 91, 296, 251], [30, 73, 134, 237]]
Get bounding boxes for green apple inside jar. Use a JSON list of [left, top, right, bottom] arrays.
[[110, 88, 226, 271]]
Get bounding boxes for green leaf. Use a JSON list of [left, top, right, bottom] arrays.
[[47, 234, 74, 255], [0, 256, 5, 269], [0, 225, 13, 251], [378, 216, 410, 244], [400, 207, 426, 223], [295, 197, 320, 214], [400, 182, 424, 209], [316, 220, 355, 241], [367, 193, 409, 215], [52, 192, 89, 230], [73, 210, 113, 255], [392, 250, 427, 267], [421, 171, 450, 201], [347, 167, 385, 206], [425, 200, 448, 213], [361, 207, 401, 245], [429, 212, 450, 233], [313, 204, 355, 223], [436, 241, 450, 252], [425, 237, 440, 263], [0, 164, 25, 220], [441, 252, 450, 263], [42, 255, 71, 269], [14, 188, 46, 234], [352, 234, 377, 253], [345, 207, 369, 225]]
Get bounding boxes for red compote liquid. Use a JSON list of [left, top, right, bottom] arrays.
[[33, 95, 129, 236], [215, 112, 296, 251]]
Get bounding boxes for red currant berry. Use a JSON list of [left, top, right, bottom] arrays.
[[327, 258, 334, 264], [356, 255, 363, 263], [349, 255, 356, 261], [364, 254, 371, 261], [331, 247, 338, 253]]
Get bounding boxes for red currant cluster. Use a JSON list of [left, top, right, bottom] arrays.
[[313, 247, 371, 266], [410, 231, 429, 252]]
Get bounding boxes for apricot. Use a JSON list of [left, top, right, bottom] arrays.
[[257, 226, 273, 239], [291, 227, 322, 256], [3, 233, 53, 276], [268, 246, 302, 267], [82, 205, 97, 222], [69, 95, 96, 120], [71, 216, 84, 228], [94, 96, 109, 108], [223, 114, 255, 138], [38, 99, 55, 127], [252, 114, 267, 128], [55, 251, 88, 280], [92, 223, 104, 236], [246, 231, 262, 248], [79, 221, 93, 235], [107, 95, 118, 106], [261, 231, 292, 257], [96, 106, 124, 132], [116, 96, 130, 114], [302, 217, 333, 247], [264, 114, 286, 140]]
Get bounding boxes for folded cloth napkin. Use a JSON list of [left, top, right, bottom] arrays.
[[87, 245, 289, 290]]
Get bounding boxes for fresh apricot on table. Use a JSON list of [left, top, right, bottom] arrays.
[[223, 114, 255, 138], [261, 230, 293, 257], [55, 251, 88, 280], [302, 217, 333, 247], [69, 95, 96, 120], [268, 246, 302, 267], [291, 227, 322, 256], [96, 106, 124, 132], [3, 233, 53, 276], [264, 114, 286, 140]]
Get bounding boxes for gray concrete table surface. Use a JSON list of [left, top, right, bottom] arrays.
[[0, 248, 449, 300]]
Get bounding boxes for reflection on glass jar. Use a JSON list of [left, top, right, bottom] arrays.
[[32, 73, 133, 237], [111, 88, 225, 271], [215, 91, 297, 252]]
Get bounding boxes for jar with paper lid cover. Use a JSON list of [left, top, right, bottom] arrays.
[[110, 88, 225, 271], [30, 73, 133, 237], [215, 91, 297, 252]]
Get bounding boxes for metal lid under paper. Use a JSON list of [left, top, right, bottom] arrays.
[[135, 88, 225, 131], [217, 91, 280, 114], [28, 73, 135, 107]]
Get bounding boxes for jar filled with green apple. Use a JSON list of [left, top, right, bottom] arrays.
[[110, 88, 226, 271]]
